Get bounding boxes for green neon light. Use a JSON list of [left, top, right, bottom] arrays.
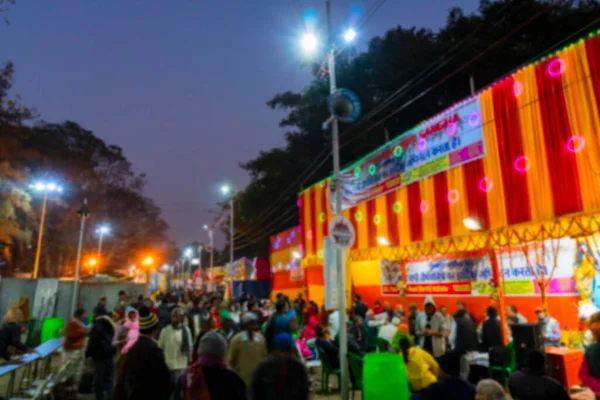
[[354, 167, 361, 177], [355, 211, 363, 222], [393, 201, 402, 213], [368, 164, 376, 176], [373, 214, 381, 225]]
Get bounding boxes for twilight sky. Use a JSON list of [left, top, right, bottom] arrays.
[[3, 0, 478, 248]]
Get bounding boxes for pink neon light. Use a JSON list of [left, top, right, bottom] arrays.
[[513, 81, 524, 97], [548, 58, 566, 77], [420, 200, 429, 214], [299, 243, 304, 252], [468, 112, 481, 127], [306, 230, 313, 240], [478, 177, 493, 193], [513, 155, 531, 173], [418, 138, 427, 151], [566, 136, 585, 153], [446, 122, 458, 137], [447, 190, 460, 204]]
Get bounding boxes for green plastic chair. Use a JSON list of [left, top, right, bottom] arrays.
[[348, 353, 364, 399], [317, 346, 341, 394], [375, 337, 390, 352], [362, 352, 410, 400], [40, 318, 65, 344], [488, 342, 516, 387]]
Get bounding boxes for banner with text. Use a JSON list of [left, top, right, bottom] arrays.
[[335, 97, 486, 210], [380, 259, 402, 296], [404, 239, 578, 296]]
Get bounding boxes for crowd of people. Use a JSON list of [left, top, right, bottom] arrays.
[[1, 288, 599, 400]]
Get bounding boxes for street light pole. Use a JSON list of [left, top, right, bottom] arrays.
[[229, 197, 234, 299], [326, 1, 349, 398], [97, 231, 104, 274], [71, 199, 89, 317], [32, 190, 48, 279]]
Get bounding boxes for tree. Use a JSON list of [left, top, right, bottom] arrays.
[[228, 0, 600, 259], [0, 64, 172, 277]]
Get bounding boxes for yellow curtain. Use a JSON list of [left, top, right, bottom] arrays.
[[479, 91, 509, 229], [446, 165, 470, 236], [514, 66, 555, 221], [397, 186, 412, 246]]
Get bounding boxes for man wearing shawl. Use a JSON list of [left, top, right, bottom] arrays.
[[181, 331, 246, 400], [159, 307, 193, 400]]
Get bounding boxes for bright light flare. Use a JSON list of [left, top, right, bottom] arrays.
[[377, 237, 390, 246], [184, 248, 193, 258], [88, 258, 98, 266], [142, 256, 154, 266], [292, 251, 302, 260], [301, 33, 319, 53], [220, 184, 231, 196], [96, 224, 110, 235], [343, 28, 357, 43], [463, 217, 482, 231]]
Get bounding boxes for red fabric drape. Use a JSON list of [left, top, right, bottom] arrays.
[[385, 191, 400, 246], [322, 181, 329, 238], [585, 36, 600, 119], [492, 77, 531, 225], [349, 205, 360, 250], [407, 183, 423, 241], [535, 57, 583, 216], [366, 199, 378, 248], [309, 190, 318, 251], [433, 172, 451, 237], [463, 159, 490, 229]]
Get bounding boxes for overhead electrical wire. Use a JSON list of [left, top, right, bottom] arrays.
[[229, 1, 524, 242]]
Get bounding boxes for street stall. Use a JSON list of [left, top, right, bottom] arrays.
[[297, 30, 600, 341], [231, 256, 272, 299], [269, 226, 305, 300]]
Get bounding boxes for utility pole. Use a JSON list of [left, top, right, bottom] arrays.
[[326, 1, 349, 399], [71, 199, 89, 317]]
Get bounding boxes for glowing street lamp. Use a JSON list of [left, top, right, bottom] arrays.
[[343, 28, 357, 43], [183, 247, 193, 258], [301, 32, 319, 53], [95, 224, 110, 274], [142, 256, 154, 266], [29, 181, 63, 279]]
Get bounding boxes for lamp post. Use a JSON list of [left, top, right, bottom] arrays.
[[300, 4, 357, 398], [29, 181, 63, 279], [142, 256, 154, 296], [71, 198, 89, 317], [204, 224, 215, 290], [95, 224, 110, 274], [183, 247, 193, 288], [221, 184, 235, 298]]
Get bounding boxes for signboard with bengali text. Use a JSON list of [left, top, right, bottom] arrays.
[[335, 97, 486, 210]]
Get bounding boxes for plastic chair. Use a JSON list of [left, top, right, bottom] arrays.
[[40, 318, 65, 344], [362, 352, 410, 400], [375, 337, 390, 352], [317, 346, 341, 394], [348, 353, 364, 399], [488, 342, 516, 387]]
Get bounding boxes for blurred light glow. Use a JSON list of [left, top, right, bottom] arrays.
[[191, 258, 200, 265], [393, 201, 402, 214], [514, 155, 531, 173], [46, 183, 57, 191], [184, 248, 193, 258], [96, 225, 110, 235], [306, 230, 313, 240], [446, 122, 457, 137], [355, 211, 363, 221], [319, 212, 326, 222], [566, 136, 585, 153], [478, 177, 493, 193], [343, 28, 357, 43], [548, 58, 566, 77], [513, 81, 524, 97], [418, 138, 427, 151], [463, 217, 482, 231], [203, 224, 209, 230], [377, 237, 390, 246], [420, 200, 429, 214], [220, 184, 231, 196], [34, 182, 45, 191], [394, 145, 403, 157], [468, 111, 481, 127], [368, 164, 376, 176], [89, 258, 98, 266], [301, 33, 318, 53], [142, 256, 154, 266], [354, 167, 361, 177], [373, 214, 381, 225], [292, 251, 302, 260], [447, 189, 460, 204]]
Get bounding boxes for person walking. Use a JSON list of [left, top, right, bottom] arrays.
[[227, 313, 266, 389], [85, 306, 117, 400], [119, 306, 173, 400], [186, 297, 207, 343], [252, 333, 310, 400], [63, 308, 88, 385], [159, 307, 193, 399], [181, 331, 247, 400]]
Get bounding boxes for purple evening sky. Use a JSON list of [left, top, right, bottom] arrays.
[[3, 0, 478, 249]]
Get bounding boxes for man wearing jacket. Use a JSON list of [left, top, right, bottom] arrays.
[[85, 308, 116, 400], [415, 296, 446, 358]]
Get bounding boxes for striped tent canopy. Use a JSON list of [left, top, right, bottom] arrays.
[[300, 30, 600, 264]]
